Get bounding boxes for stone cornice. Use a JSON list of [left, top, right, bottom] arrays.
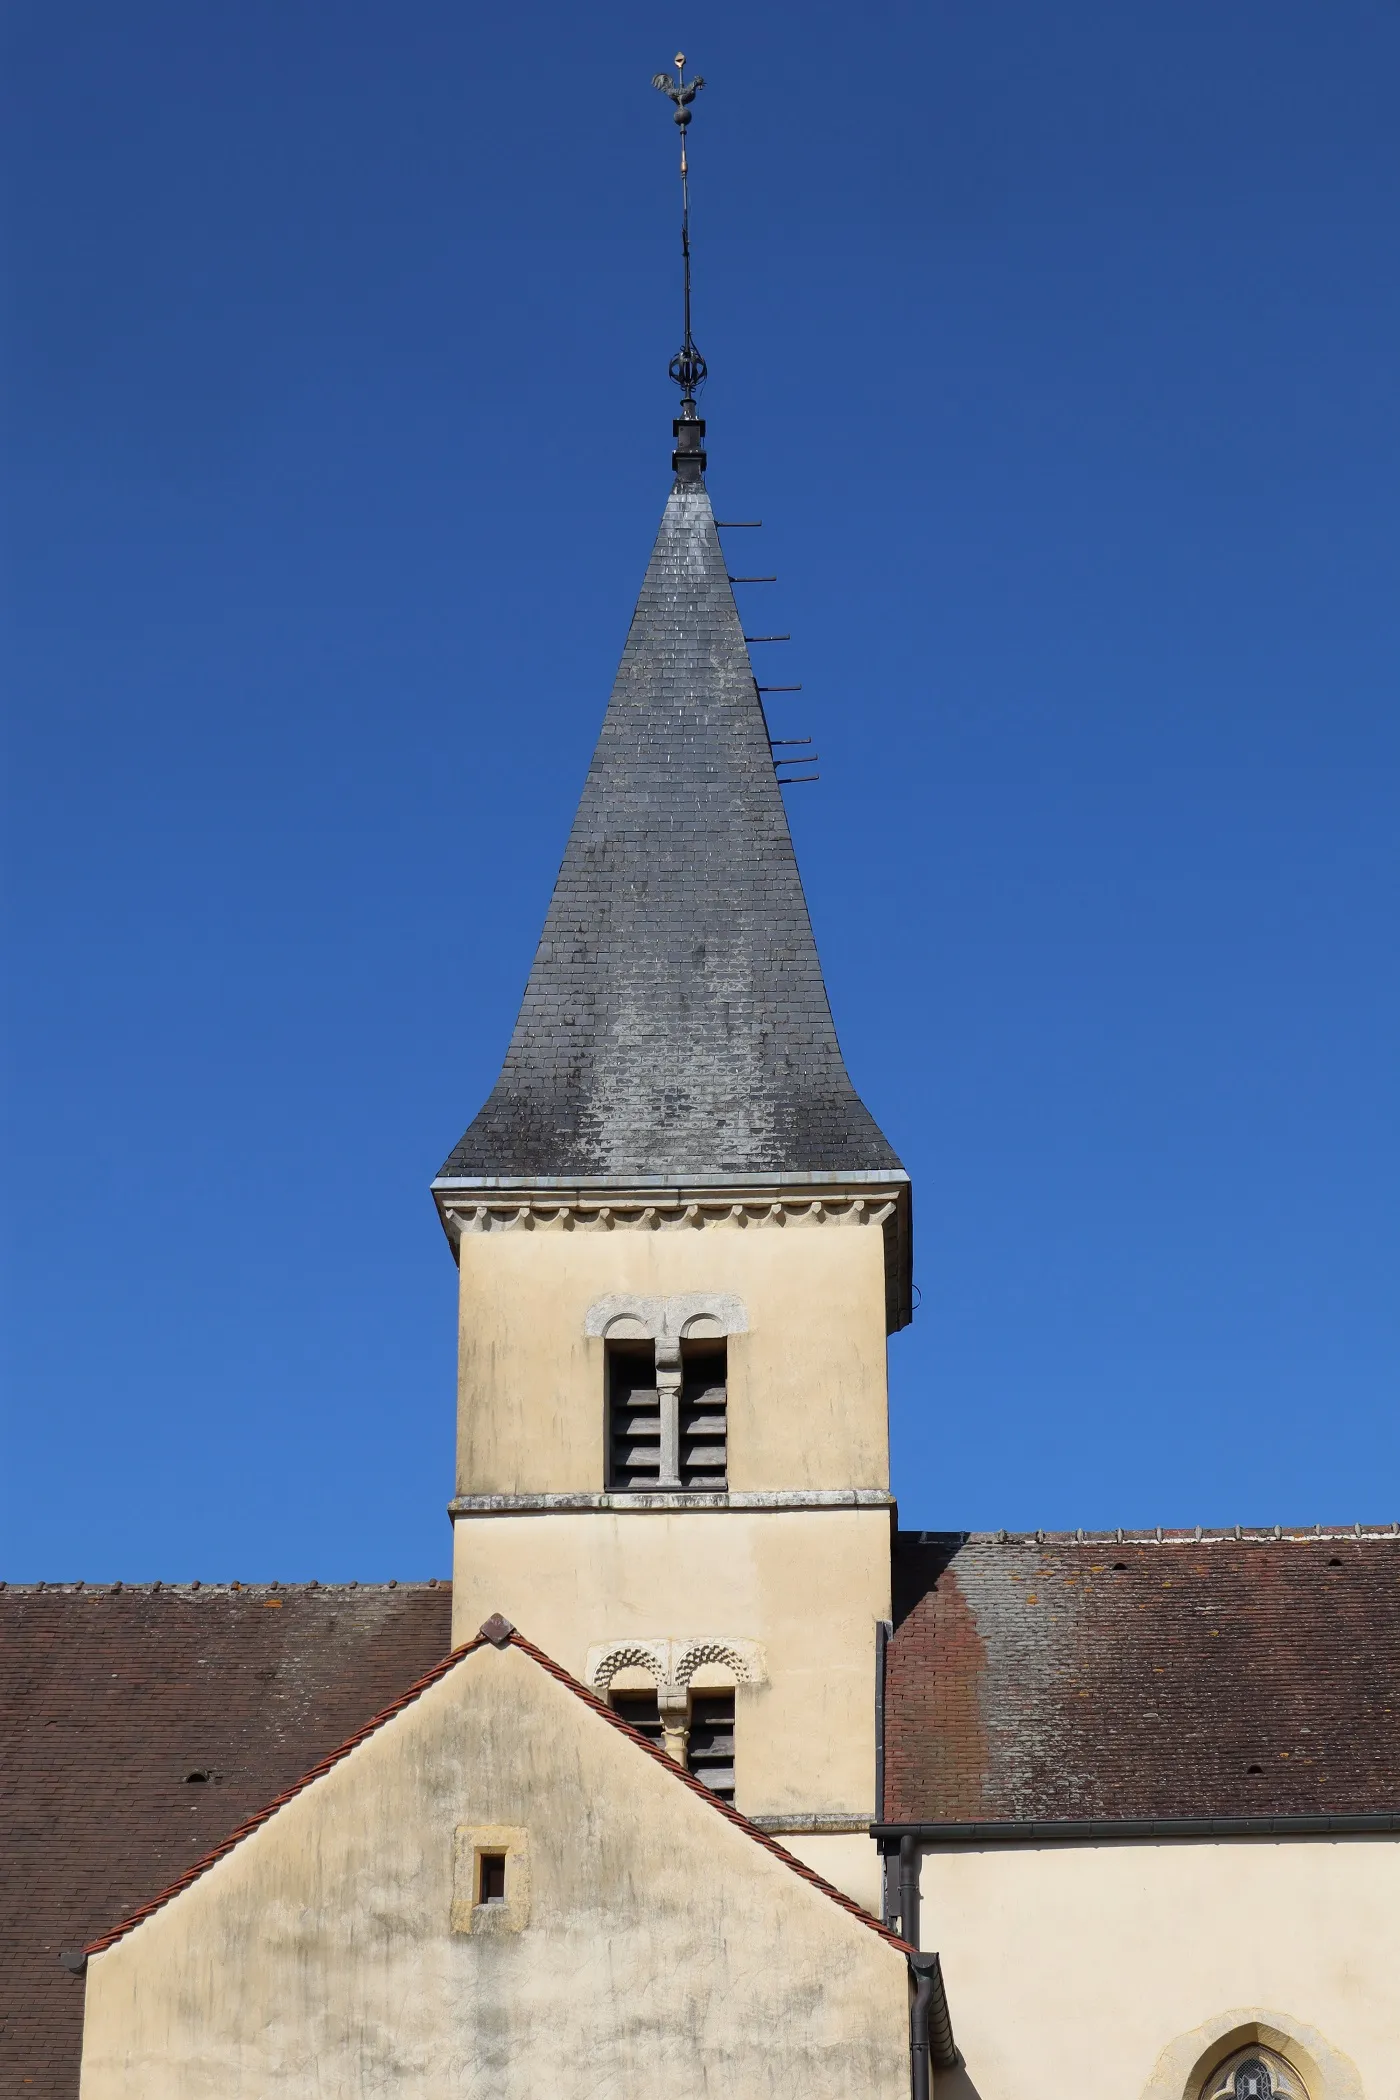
[[431, 1171, 914, 1331], [448, 1490, 895, 1519], [750, 1813, 875, 1836]]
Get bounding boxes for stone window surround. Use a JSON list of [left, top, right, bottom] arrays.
[[1140, 2012, 1363, 2100], [584, 1292, 750, 1345], [450, 1823, 530, 1935], [586, 1636, 765, 1764], [1202, 2049, 1308, 2100]]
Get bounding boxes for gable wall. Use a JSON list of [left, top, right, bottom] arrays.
[[78, 1643, 909, 2100]]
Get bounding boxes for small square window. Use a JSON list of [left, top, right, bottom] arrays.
[[452, 1824, 528, 1934]]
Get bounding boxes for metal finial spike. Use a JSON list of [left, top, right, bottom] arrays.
[[653, 57, 707, 448]]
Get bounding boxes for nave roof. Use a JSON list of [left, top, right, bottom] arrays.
[[884, 1528, 1400, 1827]]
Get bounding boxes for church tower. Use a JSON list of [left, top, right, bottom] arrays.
[[431, 66, 910, 1909]]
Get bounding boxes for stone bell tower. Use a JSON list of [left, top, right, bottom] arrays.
[[432, 367, 910, 1908]]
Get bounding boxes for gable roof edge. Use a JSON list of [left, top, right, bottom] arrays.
[[511, 1627, 913, 1954], [84, 1624, 910, 1960], [84, 1635, 487, 1956]]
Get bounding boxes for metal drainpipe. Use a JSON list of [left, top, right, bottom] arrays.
[[875, 1618, 891, 1820], [898, 1833, 920, 1947], [908, 1952, 938, 2100], [876, 1618, 894, 1926]]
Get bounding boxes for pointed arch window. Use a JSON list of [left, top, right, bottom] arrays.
[[1201, 2047, 1309, 2100]]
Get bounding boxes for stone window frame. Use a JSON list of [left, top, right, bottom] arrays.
[[1201, 2046, 1309, 2100], [451, 1823, 530, 1936]]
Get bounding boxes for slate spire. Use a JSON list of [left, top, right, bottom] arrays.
[[436, 469, 903, 1187]]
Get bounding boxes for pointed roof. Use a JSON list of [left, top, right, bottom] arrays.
[[438, 473, 903, 1186]]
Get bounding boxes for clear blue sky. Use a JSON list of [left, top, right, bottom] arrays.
[[4, 1, 1397, 1580]]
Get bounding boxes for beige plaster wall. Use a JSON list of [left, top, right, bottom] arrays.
[[918, 1838, 1397, 2100], [79, 1641, 910, 2100], [452, 1506, 890, 1823], [455, 1218, 890, 1495], [783, 1831, 885, 1918]]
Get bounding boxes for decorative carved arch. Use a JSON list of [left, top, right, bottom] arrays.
[[674, 1639, 763, 1687], [585, 1637, 767, 1695], [583, 1292, 749, 1342], [587, 1642, 668, 1694]]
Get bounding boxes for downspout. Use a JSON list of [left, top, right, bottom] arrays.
[[898, 1833, 920, 1947], [875, 1617, 892, 1924], [908, 1950, 957, 2098], [908, 1952, 937, 2100], [875, 1618, 891, 1821]]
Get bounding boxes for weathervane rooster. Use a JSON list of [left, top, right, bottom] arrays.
[[652, 55, 706, 126]]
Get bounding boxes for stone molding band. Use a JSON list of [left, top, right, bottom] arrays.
[[750, 1814, 875, 1836], [448, 1490, 896, 1518]]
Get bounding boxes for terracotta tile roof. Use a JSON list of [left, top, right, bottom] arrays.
[[86, 1614, 911, 1963], [0, 1580, 452, 2099], [884, 1530, 1400, 1825]]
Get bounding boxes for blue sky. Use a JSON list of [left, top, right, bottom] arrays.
[[4, 0, 1397, 1579]]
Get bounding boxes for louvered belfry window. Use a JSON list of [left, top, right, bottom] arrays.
[[686, 1692, 736, 1801], [610, 1690, 666, 1750], [679, 1339, 727, 1489], [606, 1338, 728, 1492], [607, 1342, 661, 1491]]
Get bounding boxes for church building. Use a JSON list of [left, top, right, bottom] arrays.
[[1, 65, 1396, 2100]]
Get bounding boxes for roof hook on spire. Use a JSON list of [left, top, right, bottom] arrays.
[[653, 56, 708, 481]]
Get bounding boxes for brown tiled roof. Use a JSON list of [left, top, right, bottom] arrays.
[[88, 1613, 911, 1963], [0, 1580, 453, 2099], [884, 1530, 1400, 1825]]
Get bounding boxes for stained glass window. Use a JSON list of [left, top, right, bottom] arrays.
[[1201, 2044, 1307, 2100]]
